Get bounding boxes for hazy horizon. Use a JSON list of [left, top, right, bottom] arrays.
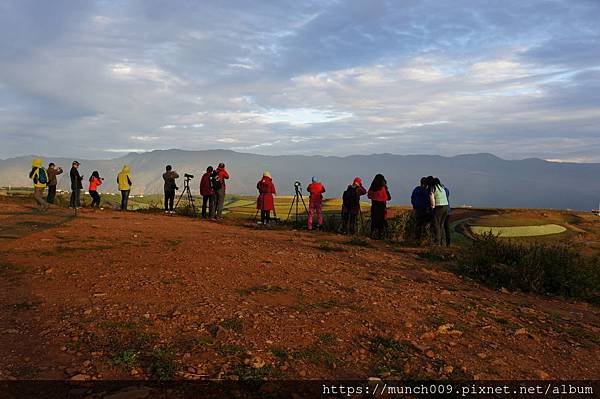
[[3, 148, 600, 165]]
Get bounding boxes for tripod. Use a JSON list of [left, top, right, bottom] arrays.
[[286, 182, 308, 222], [175, 177, 197, 217]]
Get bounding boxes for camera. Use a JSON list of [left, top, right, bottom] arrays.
[[184, 173, 194, 179], [294, 181, 301, 188]]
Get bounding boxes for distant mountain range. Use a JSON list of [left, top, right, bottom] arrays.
[[1, 149, 599, 210]]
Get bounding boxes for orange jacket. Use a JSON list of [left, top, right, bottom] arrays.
[[88, 176, 103, 191]]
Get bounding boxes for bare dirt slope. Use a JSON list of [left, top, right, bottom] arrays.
[[0, 197, 598, 381]]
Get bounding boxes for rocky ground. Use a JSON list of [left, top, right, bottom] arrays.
[[0, 196, 598, 381]]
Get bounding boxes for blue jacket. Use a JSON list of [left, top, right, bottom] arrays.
[[411, 186, 430, 210]]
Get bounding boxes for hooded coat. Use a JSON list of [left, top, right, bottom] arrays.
[[117, 165, 132, 191], [256, 176, 276, 211]]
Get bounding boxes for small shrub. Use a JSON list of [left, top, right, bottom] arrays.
[[148, 347, 177, 380], [112, 349, 139, 368], [456, 232, 600, 302]]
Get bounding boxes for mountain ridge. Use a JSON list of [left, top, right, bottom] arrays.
[[2, 150, 599, 210]]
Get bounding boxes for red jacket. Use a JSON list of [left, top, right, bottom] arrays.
[[88, 176, 102, 191], [216, 168, 229, 189], [256, 176, 276, 211], [307, 182, 325, 202], [200, 172, 213, 196], [368, 186, 391, 202]]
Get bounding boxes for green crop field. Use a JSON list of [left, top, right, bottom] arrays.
[[470, 224, 567, 237]]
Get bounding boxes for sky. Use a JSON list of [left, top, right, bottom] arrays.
[[1, 0, 599, 162]]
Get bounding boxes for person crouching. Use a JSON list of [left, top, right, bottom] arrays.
[[256, 171, 276, 225]]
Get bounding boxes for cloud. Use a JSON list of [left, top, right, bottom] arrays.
[[0, 0, 599, 161]]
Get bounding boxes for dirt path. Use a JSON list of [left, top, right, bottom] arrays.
[[0, 198, 598, 381]]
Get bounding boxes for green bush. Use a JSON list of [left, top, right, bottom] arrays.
[[457, 232, 600, 302]]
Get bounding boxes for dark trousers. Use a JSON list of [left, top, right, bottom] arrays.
[[47, 185, 57, 204], [164, 189, 175, 211], [215, 188, 225, 218], [89, 190, 101, 208], [202, 195, 216, 218], [69, 189, 81, 208], [433, 205, 449, 246], [260, 210, 271, 224], [340, 211, 358, 234], [120, 190, 130, 210], [370, 201, 387, 239], [444, 212, 451, 246], [414, 209, 433, 240]]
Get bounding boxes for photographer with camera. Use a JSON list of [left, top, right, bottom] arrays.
[[163, 165, 179, 214], [214, 162, 230, 218], [256, 171, 276, 225], [88, 171, 104, 209], [307, 176, 326, 231], [200, 166, 216, 219]]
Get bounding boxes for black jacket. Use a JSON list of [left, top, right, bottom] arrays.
[[70, 167, 83, 190]]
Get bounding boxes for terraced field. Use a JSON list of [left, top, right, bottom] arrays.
[[470, 224, 567, 237]]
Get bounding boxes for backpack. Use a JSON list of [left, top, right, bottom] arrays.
[[343, 187, 359, 208], [38, 168, 48, 184], [211, 173, 222, 190]]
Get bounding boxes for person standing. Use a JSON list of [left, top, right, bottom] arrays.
[[117, 165, 133, 211], [428, 177, 449, 246], [162, 165, 179, 214], [69, 161, 83, 209], [88, 171, 104, 208], [411, 177, 433, 242], [29, 158, 49, 212], [367, 174, 391, 240], [443, 184, 452, 247], [306, 176, 326, 231], [200, 166, 216, 219], [256, 171, 276, 225], [340, 177, 367, 234], [214, 162, 230, 218], [46, 162, 63, 204]]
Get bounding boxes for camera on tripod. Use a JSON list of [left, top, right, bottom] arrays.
[[294, 181, 301, 188], [184, 173, 194, 179]]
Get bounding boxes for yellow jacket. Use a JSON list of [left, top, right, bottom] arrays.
[[30, 159, 46, 188], [117, 165, 132, 190]]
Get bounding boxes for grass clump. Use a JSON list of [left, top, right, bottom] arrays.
[[221, 317, 243, 333], [456, 232, 600, 303], [345, 237, 372, 247], [317, 241, 345, 252], [148, 347, 177, 380], [112, 349, 139, 368], [236, 284, 287, 296]]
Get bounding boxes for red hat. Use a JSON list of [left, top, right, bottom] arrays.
[[353, 177, 362, 185]]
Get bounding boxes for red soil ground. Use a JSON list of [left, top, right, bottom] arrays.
[[0, 196, 598, 381]]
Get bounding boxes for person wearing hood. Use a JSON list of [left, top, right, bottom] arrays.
[[214, 162, 230, 218], [88, 171, 104, 208], [29, 158, 49, 211], [69, 161, 83, 209], [46, 162, 63, 204], [411, 177, 433, 242], [306, 176, 326, 231], [340, 177, 367, 234], [367, 174, 391, 239], [256, 171, 276, 225], [117, 165, 133, 211]]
